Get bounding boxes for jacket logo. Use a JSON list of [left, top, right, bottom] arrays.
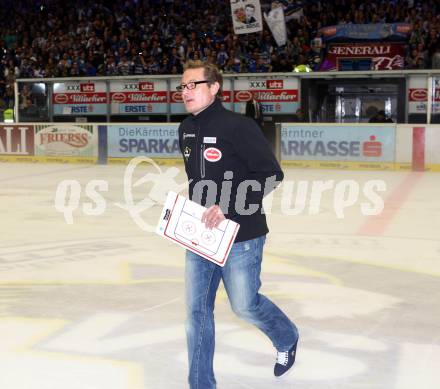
[[184, 146, 191, 160], [183, 132, 195, 139], [203, 136, 217, 144], [204, 147, 222, 162]]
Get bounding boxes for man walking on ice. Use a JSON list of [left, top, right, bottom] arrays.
[[177, 60, 299, 388]]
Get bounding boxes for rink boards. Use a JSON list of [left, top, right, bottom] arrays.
[[1, 123, 439, 171]]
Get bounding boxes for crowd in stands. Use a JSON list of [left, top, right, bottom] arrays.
[[1, 0, 440, 111]]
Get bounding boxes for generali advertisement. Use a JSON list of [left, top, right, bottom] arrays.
[[53, 81, 107, 115], [0, 125, 35, 156], [34, 124, 96, 157], [110, 80, 168, 114], [233, 78, 299, 114], [407, 75, 440, 115], [323, 43, 405, 71], [281, 124, 395, 162], [169, 79, 232, 114]]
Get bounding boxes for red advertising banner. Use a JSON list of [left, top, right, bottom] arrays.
[[233, 78, 299, 114], [0, 125, 34, 155], [222, 91, 232, 103], [52, 81, 108, 115], [110, 91, 168, 104], [109, 80, 169, 114], [407, 76, 440, 114], [408, 88, 440, 102], [408, 88, 427, 102], [53, 92, 107, 104], [323, 43, 405, 71], [170, 91, 183, 104], [233, 89, 298, 103]]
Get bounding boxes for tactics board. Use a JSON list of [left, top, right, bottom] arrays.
[[156, 191, 240, 266]]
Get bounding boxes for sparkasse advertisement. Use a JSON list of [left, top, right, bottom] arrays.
[[107, 124, 180, 158], [281, 124, 395, 163]]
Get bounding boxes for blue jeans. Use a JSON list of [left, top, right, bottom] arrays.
[[185, 235, 299, 389]]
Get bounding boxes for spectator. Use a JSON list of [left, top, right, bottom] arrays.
[[85, 60, 97, 76], [432, 45, 440, 68], [18, 84, 36, 112], [245, 97, 263, 127], [104, 55, 118, 76], [117, 55, 131, 75], [369, 110, 393, 123]]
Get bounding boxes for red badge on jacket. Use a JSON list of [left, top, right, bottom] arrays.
[[204, 147, 222, 162]]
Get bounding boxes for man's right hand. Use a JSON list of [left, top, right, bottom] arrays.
[[202, 205, 226, 229]]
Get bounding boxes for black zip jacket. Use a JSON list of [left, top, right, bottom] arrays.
[[178, 98, 284, 242]]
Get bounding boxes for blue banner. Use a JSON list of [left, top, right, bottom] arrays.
[[281, 124, 396, 162], [107, 124, 180, 158], [320, 23, 411, 41]]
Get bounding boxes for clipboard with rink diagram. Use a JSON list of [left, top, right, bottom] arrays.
[[156, 191, 240, 266]]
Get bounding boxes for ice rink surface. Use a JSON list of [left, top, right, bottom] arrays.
[[1, 161, 439, 389]]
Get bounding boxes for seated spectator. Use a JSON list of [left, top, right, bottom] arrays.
[[369, 110, 393, 123]]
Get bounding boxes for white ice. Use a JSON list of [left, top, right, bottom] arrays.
[[0, 162, 439, 389]]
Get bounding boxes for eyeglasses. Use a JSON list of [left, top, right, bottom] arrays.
[[176, 80, 209, 91]]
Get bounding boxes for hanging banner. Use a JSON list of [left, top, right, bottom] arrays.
[[109, 80, 168, 114], [321, 43, 405, 71], [320, 23, 411, 42], [264, 4, 287, 47], [284, 1, 304, 21], [53, 81, 107, 115], [231, 0, 263, 35]]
